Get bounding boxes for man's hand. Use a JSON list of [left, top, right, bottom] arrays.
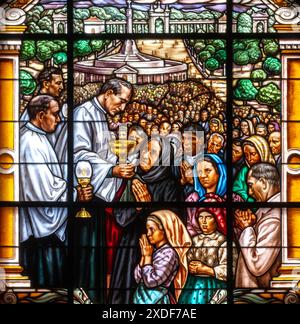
[[234, 209, 256, 231], [180, 160, 194, 186], [131, 179, 152, 203], [112, 163, 135, 179], [76, 184, 93, 202]]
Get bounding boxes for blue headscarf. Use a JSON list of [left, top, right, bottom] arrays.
[[193, 154, 227, 201]]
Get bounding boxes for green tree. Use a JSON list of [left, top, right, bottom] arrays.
[[74, 40, 92, 61], [263, 57, 281, 76], [233, 50, 249, 65], [20, 41, 36, 66], [234, 79, 258, 104], [20, 70, 37, 95], [198, 50, 212, 63], [256, 83, 281, 108], [90, 7, 111, 20], [36, 41, 54, 65], [38, 16, 53, 33], [212, 39, 225, 51], [233, 40, 245, 51], [194, 41, 206, 53], [205, 45, 216, 55], [263, 40, 279, 57], [74, 8, 90, 20], [251, 69, 267, 86], [90, 40, 105, 58], [247, 45, 262, 64], [205, 58, 219, 71], [53, 52, 67, 67], [170, 8, 184, 20], [104, 7, 126, 20], [214, 49, 226, 65], [237, 13, 253, 33]]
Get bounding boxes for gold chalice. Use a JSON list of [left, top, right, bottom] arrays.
[[110, 139, 136, 163], [75, 161, 92, 218]]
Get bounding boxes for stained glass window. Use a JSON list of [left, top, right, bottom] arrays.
[[0, 0, 300, 307]]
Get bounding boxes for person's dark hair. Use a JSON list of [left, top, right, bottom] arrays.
[[203, 156, 219, 175], [232, 128, 240, 134], [249, 163, 280, 187], [27, 95, 56, 120], [201, 109, 209, 115], [233, 139, 242, 147], [99, 78, 133, 96], [37, 67, 63, 86]]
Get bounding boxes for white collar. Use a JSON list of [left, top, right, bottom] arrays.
[[25, 122, 47, 135]]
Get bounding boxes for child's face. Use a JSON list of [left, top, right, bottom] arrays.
[[197, 212, 217, 235]]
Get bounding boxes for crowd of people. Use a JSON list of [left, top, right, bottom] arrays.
[[19, 71, 282, 305]]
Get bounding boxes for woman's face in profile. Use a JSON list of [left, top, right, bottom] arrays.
[[140, 140, 161, 172], [146, 220, 165, 245]]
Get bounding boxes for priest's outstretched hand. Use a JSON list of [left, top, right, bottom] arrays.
[[76, 184, 94, 202], [112, 163, 135, 179]]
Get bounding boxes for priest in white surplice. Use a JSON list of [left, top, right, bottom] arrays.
[[20, 67, 66, 148], [73, 78, 135, 201], [72, 78, 135, 303], [19, 94, 92, 288]]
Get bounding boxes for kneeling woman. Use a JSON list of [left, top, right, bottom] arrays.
[[133, 210, 192, 304]]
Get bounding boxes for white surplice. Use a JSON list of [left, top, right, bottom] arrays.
[[20, 103, 67, 148], [19, 122, 67, 242], [73, 97, 122, 202]]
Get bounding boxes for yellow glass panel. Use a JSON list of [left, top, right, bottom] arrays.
[[0, 208, 14, 259], [287, 58, 300, 120], [287, 123, 300, 149], [0, 122, 14, 149], [0, 174, 14, 201], [287, 209, 300, 257], [0, 60, 14, 121], [288, 170, 300, 201], [288, 248, 300, 259]]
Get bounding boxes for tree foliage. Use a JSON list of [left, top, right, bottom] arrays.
[[20, 41, 36, 61], [234, 50, 250, 66], [53, 52, 67, 66], [263, 57, 281, 76], [20, 70, 37, 95], [251, 69, 267, 83], [256, 83, 281, 107], [237, 13, 253, 33], [74, 40, 92, 59], [205, 58, 219, 71], [263, 40, 279, 57], [234, 79, 258, 102]]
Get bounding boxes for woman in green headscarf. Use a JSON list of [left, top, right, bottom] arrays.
[[233, 135, 275, 202]]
